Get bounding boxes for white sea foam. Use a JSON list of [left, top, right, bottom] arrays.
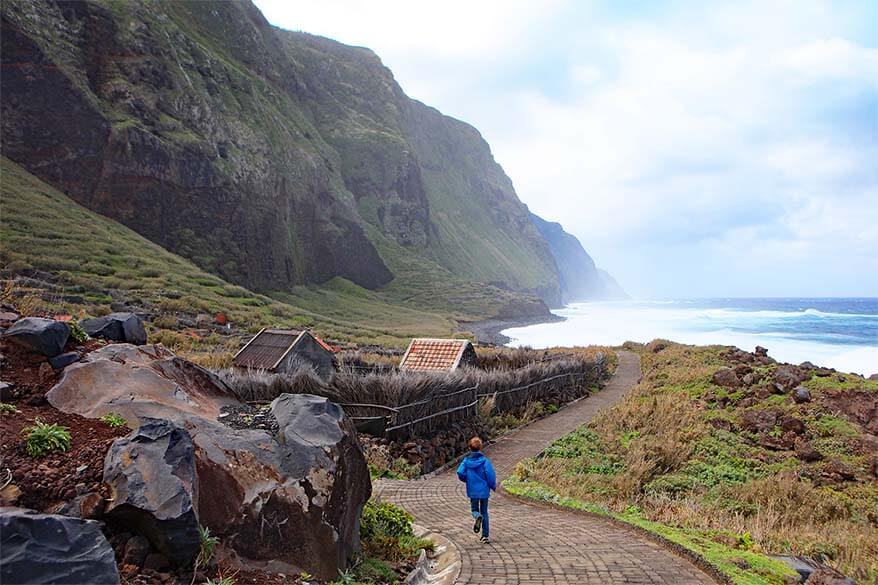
[[503, 301, 878, 377]]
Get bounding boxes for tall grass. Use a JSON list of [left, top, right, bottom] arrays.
[[216, 348, 610, 438]]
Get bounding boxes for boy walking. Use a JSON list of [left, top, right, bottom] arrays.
[[456, 436, 497, 543]]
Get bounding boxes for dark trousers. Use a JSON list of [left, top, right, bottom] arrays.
[[470, 498, 489, 537]]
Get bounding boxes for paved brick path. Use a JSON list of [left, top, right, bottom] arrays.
[[375, 351, 715, 584]]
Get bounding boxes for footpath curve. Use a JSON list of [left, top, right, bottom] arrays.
[[375, 351, 716, 584]]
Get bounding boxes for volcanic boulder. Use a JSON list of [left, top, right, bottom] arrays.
[[46, 344, 371, 579], [103, 420, 200, 567], [80, 313, 147, 345], [2, 317, 69, 357], [191, 394, 371, 580], [0, 508, 120, 585], [47, 344, 238, 425], [712, 367, 741, 388]]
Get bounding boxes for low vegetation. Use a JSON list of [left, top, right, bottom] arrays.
[[349, 500, 433, 584], [99, 413, 127, 428], [22, 419, 72, 457], [505, 342, 878, 584]]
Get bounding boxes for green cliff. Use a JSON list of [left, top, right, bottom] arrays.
[[1, 0, 562, 308]]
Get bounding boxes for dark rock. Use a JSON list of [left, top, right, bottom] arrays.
[[822, 459, 856, 482], [733, 364, 753, 377], [81, 312, 147, 345], [793, 386, 811, 404], [0, 380, 14, 401], [754, 385, 773, 400], [804, 565, 856, 584], [740, 409, 779, 433], [142, 553, 168, 572], [754, 346, 769, 357], [26, 393, 46, 406], [869, 374, 878, 381], [836, 375, 846, 383], [815, 367, 834, 377], [758, 434, 787, 451], [0, 508, 120, 584], [49, 351, 80, 370], [770, 554, 819, 582], [795, 440, 824, 462], [780, 415, 806, 435], [2, 317, 70, 357], [799, 361, 816, 370], [123, 535, 151, 568], [774, 365, 806, 391], [56, 491, 105, 519], [103, 419, 200, 567], [712, 367, 741, 388]]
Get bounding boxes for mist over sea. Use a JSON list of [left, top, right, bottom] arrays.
[[503, 298, 878, 377]]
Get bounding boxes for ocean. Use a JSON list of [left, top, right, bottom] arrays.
[[502, 298, 878, 377]]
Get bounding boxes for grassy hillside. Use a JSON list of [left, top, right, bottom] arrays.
[[505, 342, 877, 584], [0, 157, 527, 353]]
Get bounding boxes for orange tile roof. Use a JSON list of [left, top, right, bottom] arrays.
[[399, 339, 471, 372]]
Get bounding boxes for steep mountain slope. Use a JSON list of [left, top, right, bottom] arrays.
[[0, 0, 561, 305], [2, 156, 550, 348], [529, 212, 627, 301]]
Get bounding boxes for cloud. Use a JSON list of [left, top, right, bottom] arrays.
[[254, 0, 878, 297]]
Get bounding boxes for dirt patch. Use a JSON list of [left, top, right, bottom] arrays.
[[219, 403, 279, 434], [820, 389, 878, 434], [0, 402, 128, 510], [0, 338, 103, 401]]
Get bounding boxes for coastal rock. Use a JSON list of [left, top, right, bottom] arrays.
[[822, 459, 856, 482], [80, 312, 147, 345], [793, 386, 811, 404], [712, 367, 741, 388], [103, 419, 200, 567], [740, 409, 779, 433], [774, 365, 807, 391], [780, 415, 806, 435], [795, 440, 823, 462], [869, 374, 878, 381], [754, 346, 769, 357], [2, 317, 69, 357], [0, 508, 120, 585]]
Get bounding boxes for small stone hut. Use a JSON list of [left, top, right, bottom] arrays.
[[233, 328, 335, 378], [398, 338, 478, 372]]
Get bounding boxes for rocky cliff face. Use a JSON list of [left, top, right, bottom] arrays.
[[1, 0, 561, 305], [529, 212, 627, 302]]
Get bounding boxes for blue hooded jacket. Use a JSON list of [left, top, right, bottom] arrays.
[[456, 451, 497, 499]]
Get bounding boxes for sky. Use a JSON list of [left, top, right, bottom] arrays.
[[254, 0, 878, 299]]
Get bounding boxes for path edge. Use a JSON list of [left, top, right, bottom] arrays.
[[500, 488, 729, 585]]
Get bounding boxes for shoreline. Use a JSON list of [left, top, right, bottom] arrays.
[[461, 312, 565, 346]]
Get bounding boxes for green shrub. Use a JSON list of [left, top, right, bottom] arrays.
[[22, 419, 72, 457], [197, 525, 219, 566], [0, 403, 19, 415], [68, 319, 89, 343], [361, 500, 413, 539], [99, 413, 127, 428]]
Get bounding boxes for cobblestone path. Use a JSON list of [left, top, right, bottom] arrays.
[[375, 351, 715, 584]]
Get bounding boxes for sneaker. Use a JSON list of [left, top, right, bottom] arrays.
[[472, 514, 482, 534], [480, 536, 491, 544]]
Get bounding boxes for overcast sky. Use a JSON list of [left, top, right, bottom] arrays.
[[254, 0, 877, 298]]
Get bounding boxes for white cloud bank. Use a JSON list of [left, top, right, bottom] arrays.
[[255, 0, 877, 298]]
